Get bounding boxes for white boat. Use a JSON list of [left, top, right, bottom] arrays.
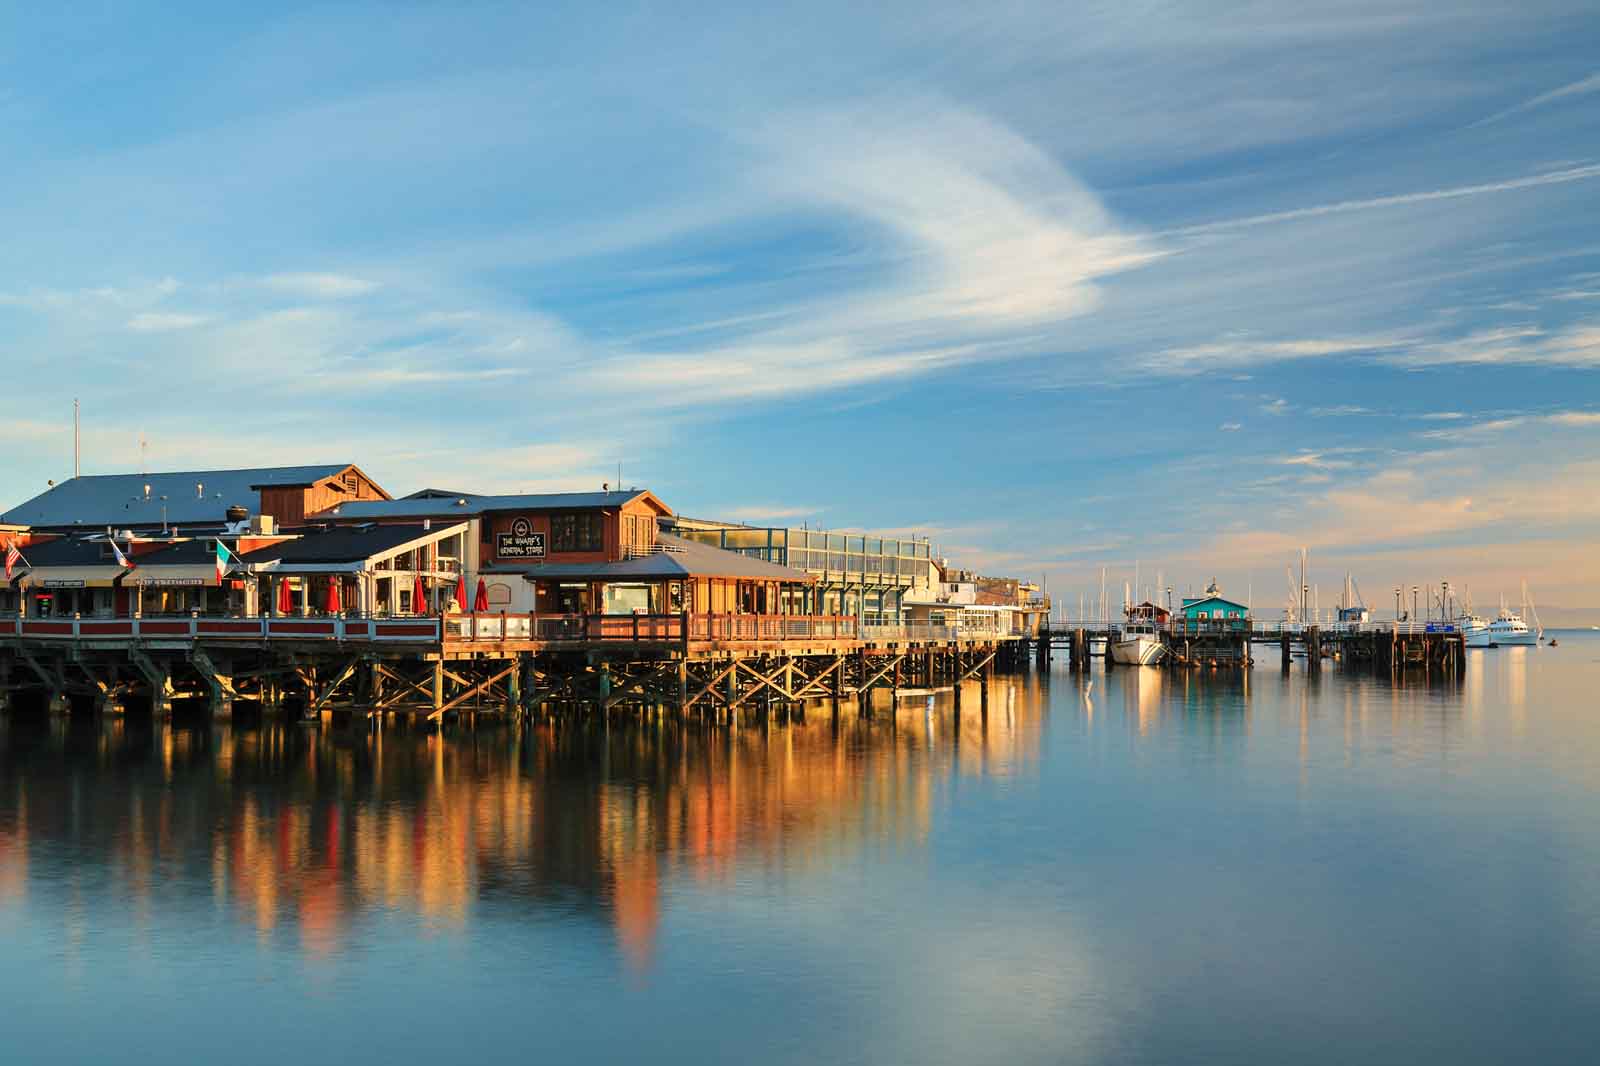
[[1486, 609, 1537, 646], [1481, 584, 1542, 646], [1111, 625, 1166, 665], [1112, 595, 1168, 666], [1461, 613, 1492, 648]]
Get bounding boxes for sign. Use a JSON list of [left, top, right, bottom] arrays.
[[496, 516, 545, 559], [42, 579, 85, 588], [136, 577, 207, 587]]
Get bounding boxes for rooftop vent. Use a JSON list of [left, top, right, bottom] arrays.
[[225, 505, 249, 523]]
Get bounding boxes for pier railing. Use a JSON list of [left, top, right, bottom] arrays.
[[0, 611, 1026, 647], [1044, 619, 1465, 639], [0, 614, 443, 643], [444, 613, 862, 643]]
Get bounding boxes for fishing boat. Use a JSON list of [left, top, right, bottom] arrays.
[[1112, 597, 1168, 666], [1461, 612, 1493, 648], [1483, 583, 1541, 647]]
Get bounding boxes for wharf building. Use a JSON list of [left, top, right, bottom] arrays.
[[1, 464, 1044, 720]]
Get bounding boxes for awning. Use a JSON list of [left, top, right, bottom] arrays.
[[18, 565, 123, 588]]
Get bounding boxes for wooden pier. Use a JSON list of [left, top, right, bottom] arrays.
[[1034, 619, 1467, 679], [0, 612, 1029, 723]]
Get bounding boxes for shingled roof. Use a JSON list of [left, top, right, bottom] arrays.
[[0, 465, 368, 529]]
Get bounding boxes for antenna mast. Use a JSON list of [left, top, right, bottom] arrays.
[[73, 398, 80, 479]]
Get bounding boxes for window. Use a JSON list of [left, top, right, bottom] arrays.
[[551, 511, 604, 553]]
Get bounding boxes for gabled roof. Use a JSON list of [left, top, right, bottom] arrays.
[[5, 535, 110, 568], [0, 464, 374, 528], [319, 489, 670, 521], [487, 533, 813, 582], [1180, 594, 1250, 611]]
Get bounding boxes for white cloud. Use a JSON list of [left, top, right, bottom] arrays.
[[1419, 408, 1600, 440], [1386, 324, 1600, 368], [1473, 71, 1600, 126], [127, 311, 208, 332], [262, 273, 380, 298], [1219, 421, 1242, 431], [1164, 163, 1600, 237]]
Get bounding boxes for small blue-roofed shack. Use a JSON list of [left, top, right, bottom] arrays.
[[1178, 579, 1250, 631]]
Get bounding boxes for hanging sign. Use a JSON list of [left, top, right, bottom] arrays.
[[496, 516, 546, 559]]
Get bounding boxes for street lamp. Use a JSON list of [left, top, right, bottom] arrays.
[[1395, 585, 1402, 621], [1412, 585, 1419, 625], [1441, 580, 1451, 622]]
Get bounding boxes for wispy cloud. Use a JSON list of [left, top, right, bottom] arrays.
[[1420, 409, 1600, 441], [126, 311, 208, 332], [1473, 71, 1600, 126], [1385, 324, 1600, 368], [262, 273, 380, 298], [1164, 164, 1600, 237], [1219, 422, 1242, 431]]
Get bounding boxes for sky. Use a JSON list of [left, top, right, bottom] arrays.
[[2, 1, 1598, 611]]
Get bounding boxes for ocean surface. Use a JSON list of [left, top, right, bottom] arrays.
[[3, 634, 1599, 1065]]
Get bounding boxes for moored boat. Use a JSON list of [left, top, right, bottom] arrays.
[[1113, 597, 1168, 666]]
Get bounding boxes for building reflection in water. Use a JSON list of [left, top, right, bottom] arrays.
[[0, 681, 1048, 970]]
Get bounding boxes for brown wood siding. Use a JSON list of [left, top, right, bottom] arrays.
[[484, 509, 616, 565]]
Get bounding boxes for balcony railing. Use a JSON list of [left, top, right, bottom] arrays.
[[0, 611, 1034, 647], [0, 613, 443, 643]]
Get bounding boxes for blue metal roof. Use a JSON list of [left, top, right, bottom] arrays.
[[0, 465, 355, 529], [322, 490, 660, 520]]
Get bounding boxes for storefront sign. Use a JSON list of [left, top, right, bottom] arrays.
[[42, 579, 85, 588], [136, 577, 207, 587], [496, 516, 546, 559]]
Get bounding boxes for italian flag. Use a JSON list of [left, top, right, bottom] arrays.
[[216, 540, 238, 585]]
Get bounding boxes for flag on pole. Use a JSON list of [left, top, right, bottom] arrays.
[[215, 539, 238, 584], [111, 539, 135, 570], [3, 538, 23, 580]]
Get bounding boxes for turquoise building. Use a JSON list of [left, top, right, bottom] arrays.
[[1179, 580, 1250, 629]]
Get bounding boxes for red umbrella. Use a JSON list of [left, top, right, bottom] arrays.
[[325, 576, 341, 614], [454, 573, 467, 611], [412, 574, 427, 615], [277, 578, 293, 615], [473, 577, 489, 613]]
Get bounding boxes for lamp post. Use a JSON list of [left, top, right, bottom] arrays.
[[1395, 585, 1402, 622], [1441, 580, 1451, 623], [1412, 585, 1419, 625]]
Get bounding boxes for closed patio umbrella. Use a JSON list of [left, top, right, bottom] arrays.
[[473, 577, 489, 613], [277, 578, 293, 615], [454, 573, 467, 611], [413, 574, 427, 615], [325, 576, 341, 614]]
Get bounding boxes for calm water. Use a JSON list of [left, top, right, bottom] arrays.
[[3, 636, 1599, 1064]]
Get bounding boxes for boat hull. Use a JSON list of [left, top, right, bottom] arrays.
[[1111, 635, 1166, 666]]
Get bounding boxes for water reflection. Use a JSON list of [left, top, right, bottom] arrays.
[[0, 683, 1049, 968]]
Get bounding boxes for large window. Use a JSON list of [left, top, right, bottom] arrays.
[[551, 511, 604, 553]]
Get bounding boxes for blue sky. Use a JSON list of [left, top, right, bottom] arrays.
[[3, 2, 1598, 607]]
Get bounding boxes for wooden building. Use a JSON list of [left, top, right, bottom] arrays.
[[312, 489, 816, 616], [0, 464, 390, 533]]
